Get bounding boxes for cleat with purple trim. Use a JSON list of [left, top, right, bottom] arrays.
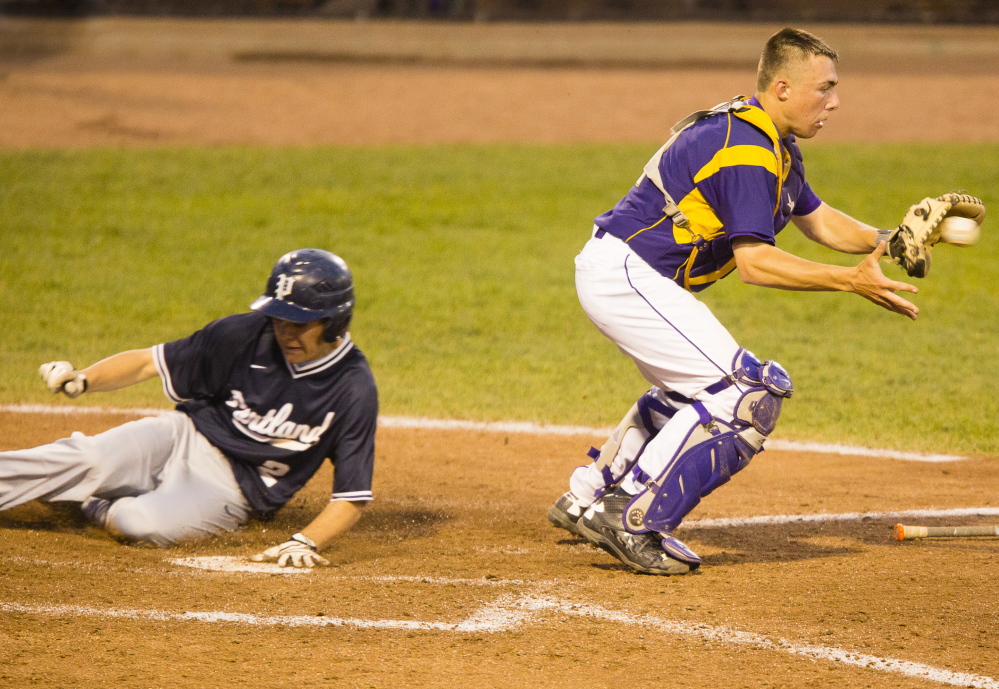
[[576, 489, 695, 575], [660, 535, 701, 567]]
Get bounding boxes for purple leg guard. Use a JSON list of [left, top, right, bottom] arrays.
[[623, 349, 793, 536], [624, 412, 760, 536]]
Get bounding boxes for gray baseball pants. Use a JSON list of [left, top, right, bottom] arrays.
[[0, 411, 251, 546]]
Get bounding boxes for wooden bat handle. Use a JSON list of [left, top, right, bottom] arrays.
[[896, 523, 999, 540]]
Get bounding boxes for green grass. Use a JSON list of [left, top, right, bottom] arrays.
[[1, 143, 997, 455]]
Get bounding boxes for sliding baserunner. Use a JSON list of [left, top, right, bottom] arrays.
[[1, 249, 377, 568]]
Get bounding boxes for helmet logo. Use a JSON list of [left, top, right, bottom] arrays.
[[274, 274, 297, 300]]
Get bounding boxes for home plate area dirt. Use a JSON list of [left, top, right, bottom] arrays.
[[1, 410, 997, 688], [2, 21, 998, 686]]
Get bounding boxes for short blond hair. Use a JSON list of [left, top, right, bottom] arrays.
[[757, 28, 838, 92]]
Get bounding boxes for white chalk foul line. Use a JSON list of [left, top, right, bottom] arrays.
[[685, 507, 999, 529], [0, 600, 458, 631], [530, 596, 999, 689], [762, 438, 964, 463], [0, 403, 173, 417], [0, 403, 967, 462], [3, 594, 997, 689], [0, 593, 533, 633]]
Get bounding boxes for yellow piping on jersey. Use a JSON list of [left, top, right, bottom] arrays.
[[682, 247, 699, 289], [680, 246, 738, 291], [672, 257, 688, 283], [624, 213, 671, 243]]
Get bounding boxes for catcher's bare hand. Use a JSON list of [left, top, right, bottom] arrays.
[[853, 242, 919, 320], [250, 534, 330, 568], [38, 361, 88, 399]]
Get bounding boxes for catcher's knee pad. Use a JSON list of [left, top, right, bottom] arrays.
[[570, 388, 678, 500], [728, 349, 793, 436]]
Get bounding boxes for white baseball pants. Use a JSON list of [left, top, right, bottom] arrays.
[[0, 411, 251, 545], [571, 230, 747, 501]]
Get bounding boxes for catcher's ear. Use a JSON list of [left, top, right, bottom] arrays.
[[774, 78, 791, 101]]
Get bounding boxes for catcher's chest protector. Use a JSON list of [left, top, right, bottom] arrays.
[[642, 97, 789, 231]]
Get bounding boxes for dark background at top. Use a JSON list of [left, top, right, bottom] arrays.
[[2, 0, 996, 23]]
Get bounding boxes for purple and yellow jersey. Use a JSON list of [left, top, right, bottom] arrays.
[[594, 96, 822, 292]]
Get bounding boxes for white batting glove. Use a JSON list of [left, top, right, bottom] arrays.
[[249, 533, 330, 568], [38, 361, 88, 399]]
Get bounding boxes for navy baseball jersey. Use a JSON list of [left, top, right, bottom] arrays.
[[595, 96, 822, 292], [151, 312, 377, 513]]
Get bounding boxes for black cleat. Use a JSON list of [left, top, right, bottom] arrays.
[[576, 489, 694, 575], [547, 491, 586, 536]]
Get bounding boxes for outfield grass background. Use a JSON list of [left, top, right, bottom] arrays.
[[1, 143, 996, 454]]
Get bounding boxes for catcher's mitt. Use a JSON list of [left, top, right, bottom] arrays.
[[885, 192, 986, 278]]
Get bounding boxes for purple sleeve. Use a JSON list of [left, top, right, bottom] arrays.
[[698, 164, 779, 245], [793, 180, 822, 216]]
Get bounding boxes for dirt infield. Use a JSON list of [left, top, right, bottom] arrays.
[[3, 19, 999, 689], [2, 409, 998, 688], [2, 18, 999, 147]]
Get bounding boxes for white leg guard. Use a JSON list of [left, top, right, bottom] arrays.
[[569, 387, 684, 506]]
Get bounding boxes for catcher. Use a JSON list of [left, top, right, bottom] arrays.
[[547, 27, 986, 576], [0, 249, 376, 568]]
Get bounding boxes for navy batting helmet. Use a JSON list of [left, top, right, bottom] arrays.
[[250, 249, 354, 342]]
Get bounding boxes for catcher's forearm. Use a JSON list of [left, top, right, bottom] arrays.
[[300, 499, 365, 551], [792, 203, 881, 254], [733, 239, 856, 291], [734, 237, 918, 319], [81, 348, 159, 392]]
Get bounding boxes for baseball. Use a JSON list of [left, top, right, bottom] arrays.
[[939, 216, 981, 246]]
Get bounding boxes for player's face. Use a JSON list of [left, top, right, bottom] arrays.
[[271, 318, 337, 364], [782, 55, 839, 139]]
